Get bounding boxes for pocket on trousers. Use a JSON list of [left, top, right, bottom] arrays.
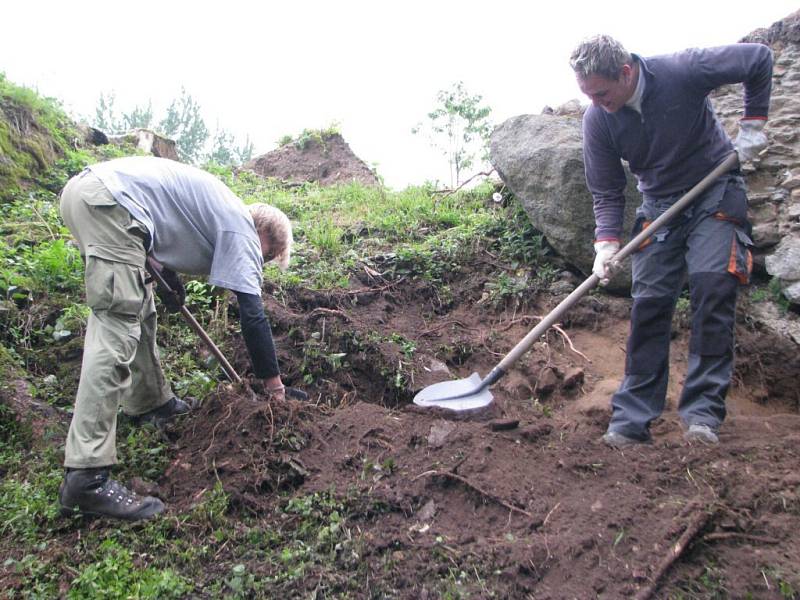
[[84, 256, 113, 310], [631, 217, 654, 252], [80, 174, 117, 206], [713, 178, 750, 228], [85, 257, 145, 315], [727, 228, 753, 285]]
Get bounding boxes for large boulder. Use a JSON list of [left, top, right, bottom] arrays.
[[489, 113, 641, 291], [244, 132, 379, 187]]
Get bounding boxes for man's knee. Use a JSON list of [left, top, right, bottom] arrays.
[[626, 296, 675, 374], [688, 272, 737, 356]]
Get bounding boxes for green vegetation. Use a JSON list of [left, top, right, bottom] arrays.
[[412, 81, 493, 186], [748, 277, 792, 314], [68, 539, 191, 599], [92, 88, 253, 166], [0, 73, 83, 201], [2, 72, 554, 596], [277, 124, 341, 151]]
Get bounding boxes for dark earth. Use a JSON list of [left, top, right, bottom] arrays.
[[143, 271, 800, 596], [3, 255, 799, 598]]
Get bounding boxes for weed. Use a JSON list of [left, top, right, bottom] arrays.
[[116, 423, 170, 481], [674, 559, 728, 598], [532, 398, 553, 418], [224, 563, 261, 598], [612, 528, 625, 547], [768, 277, 791, 313], [762, 567, 799, 599], [189, 481, 230, 530], [750, 286, 769, 303], [483, 271, 531, 309], [278, 124, 341, 151], [68, 538, 191, 599], [184, 279, 215, 309], [0, 447, 62, 543], [389, 333, 417, 359], [673, 292, 692, 330]]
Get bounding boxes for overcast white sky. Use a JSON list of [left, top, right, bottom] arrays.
[[2, 1, 797, 188]]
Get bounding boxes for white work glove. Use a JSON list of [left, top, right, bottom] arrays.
[[734, 119, 767, 163], [593, 240, 620, 286]]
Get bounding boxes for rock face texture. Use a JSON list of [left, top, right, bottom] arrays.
[[244, 133, 379, 187], [712, 9, 800, 303], [491, 9, 800, 305]]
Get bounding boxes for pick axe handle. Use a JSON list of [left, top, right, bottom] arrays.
[[146, 257, 243, 384]]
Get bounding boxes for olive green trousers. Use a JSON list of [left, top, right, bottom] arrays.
[[59, 171, 173, 468]]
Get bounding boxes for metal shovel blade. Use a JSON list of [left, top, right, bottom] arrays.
[[413, 373, 494, 411]]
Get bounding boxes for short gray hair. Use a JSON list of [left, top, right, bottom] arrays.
[[248, 203, 293, 270], [570, 35, 632, 81]]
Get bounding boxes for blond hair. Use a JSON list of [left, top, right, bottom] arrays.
[[248, 203, 293, 271], [570, 34, 632, 81]]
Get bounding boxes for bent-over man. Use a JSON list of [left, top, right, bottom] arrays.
[[58, 156, 293, 520]]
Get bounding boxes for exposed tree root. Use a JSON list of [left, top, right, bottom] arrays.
[[634, 500, 717, 600], [413, 469, 536, 521]]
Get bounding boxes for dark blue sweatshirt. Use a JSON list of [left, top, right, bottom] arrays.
[[582, 43, 773, 241]]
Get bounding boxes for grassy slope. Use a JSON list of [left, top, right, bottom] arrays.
[[3, 77, 794, 599], [0, 76, 553, 598]]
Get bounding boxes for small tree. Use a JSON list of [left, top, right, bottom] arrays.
[[94, 92, 124, 134], [91, 89, 251, 166], [206, 128, 254, 166], [158, 88, 209, 164], [94, 94, 152, 134], [122, 101, 153, 130], [413, 81, 492, 187]]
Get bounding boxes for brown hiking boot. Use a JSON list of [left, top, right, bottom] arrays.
[[59, 468, 164, 521]]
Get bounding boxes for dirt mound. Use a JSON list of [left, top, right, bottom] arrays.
[[163, 384, 318, 513], [292, 402, 800, 598], [151, 266, 800, 596], [243, 132, 380, 186]]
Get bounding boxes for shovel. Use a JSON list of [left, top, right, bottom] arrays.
[[146, 257, 243, 384], [413, 153, 740, 411]]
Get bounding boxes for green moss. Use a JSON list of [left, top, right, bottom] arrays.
[[0, 72, 85, 202]]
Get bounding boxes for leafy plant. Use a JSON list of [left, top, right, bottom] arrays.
[[412, 81, 493, 186], [768, 277, 791, 313], [0, 449, 63, 542], [68, 539, 191, 599], [483, 272, 531, 309], [278, 124, 341, 150]]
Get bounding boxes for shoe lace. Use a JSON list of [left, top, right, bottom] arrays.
[[95, 478, 142, 507]]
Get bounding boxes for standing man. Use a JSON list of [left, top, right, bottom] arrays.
[[58, 156, 293, 520], [569, 36, 772, 447]]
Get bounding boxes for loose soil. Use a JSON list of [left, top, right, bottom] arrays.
[[159, 270, 800, 598], [5, 267, 800, 598]]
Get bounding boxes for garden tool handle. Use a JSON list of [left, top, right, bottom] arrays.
[[609, 152, 740, 268], [146, 257, 243, 384], [485, 152, 740, 384]]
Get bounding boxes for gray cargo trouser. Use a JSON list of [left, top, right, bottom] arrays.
[[60, 171, 173, 468], [608, 174, 752, 441]]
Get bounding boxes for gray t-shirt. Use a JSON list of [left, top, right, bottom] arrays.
[[89, 156, 263, 295]]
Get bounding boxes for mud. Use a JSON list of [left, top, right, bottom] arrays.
[[155, 273, 800, 598]]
